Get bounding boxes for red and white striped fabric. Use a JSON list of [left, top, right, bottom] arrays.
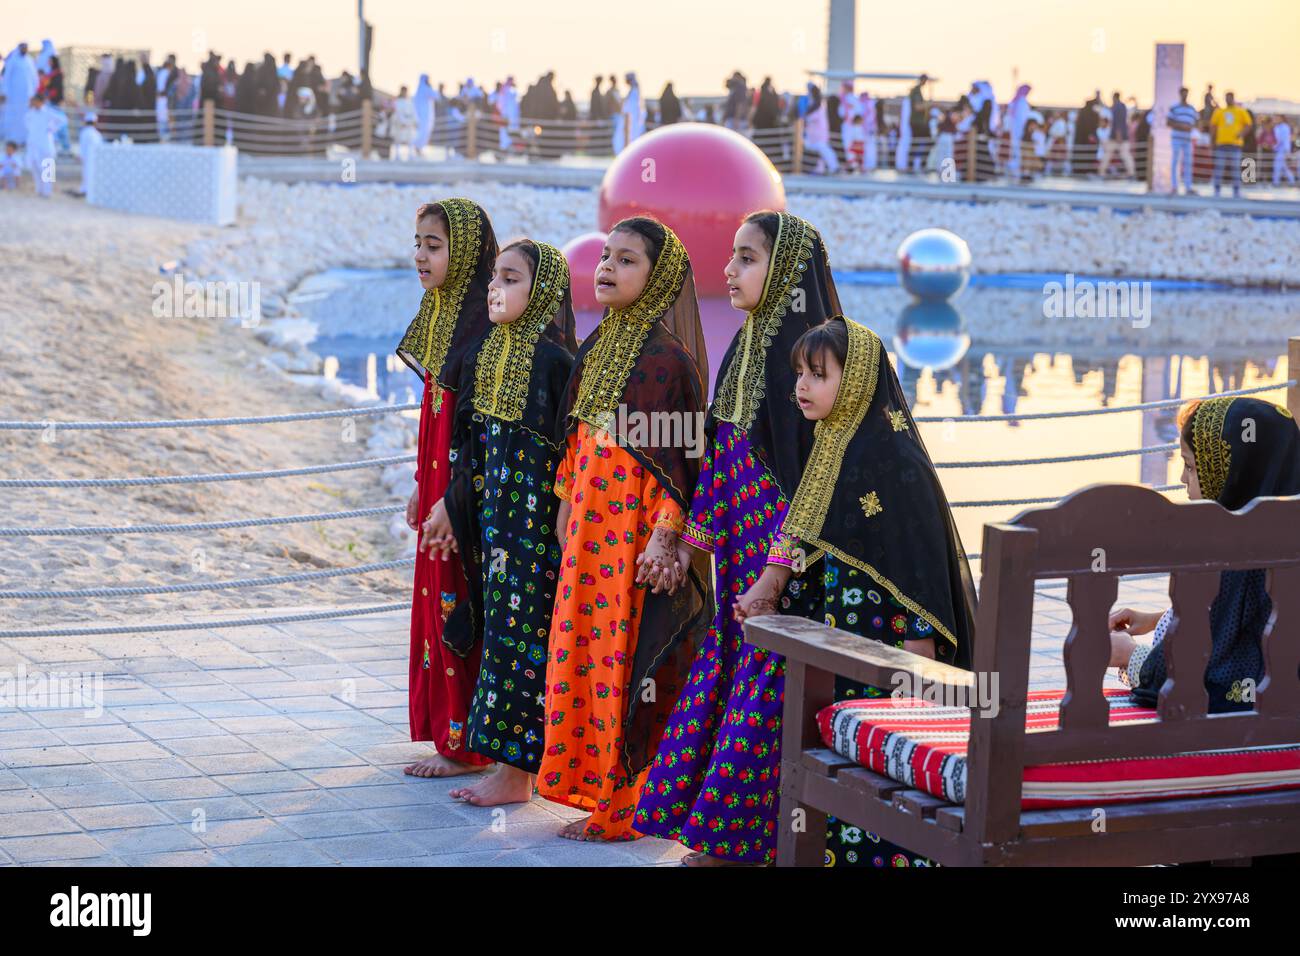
[[817, 689, 1300, 809]]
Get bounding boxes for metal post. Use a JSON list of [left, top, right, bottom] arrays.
[[202, 99, 215, 148], [1288, 337, 1300, 421]]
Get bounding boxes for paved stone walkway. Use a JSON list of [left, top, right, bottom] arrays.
[[0, 577, 1168, 866]]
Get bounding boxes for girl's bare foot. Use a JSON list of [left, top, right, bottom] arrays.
[[558, 817, 597, 841], [403, 754, 487, 778], [451, 765, 535, 806]]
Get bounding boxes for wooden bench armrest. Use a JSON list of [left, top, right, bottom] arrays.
[[744, 613, 973, 692]]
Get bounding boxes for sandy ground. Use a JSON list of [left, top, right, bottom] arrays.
[[0, 190, 409, 630]]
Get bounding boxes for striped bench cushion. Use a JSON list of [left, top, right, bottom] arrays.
[[817, 689, 1300, 809]]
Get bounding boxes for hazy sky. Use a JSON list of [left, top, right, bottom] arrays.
[[9, 0, 1299, 106]]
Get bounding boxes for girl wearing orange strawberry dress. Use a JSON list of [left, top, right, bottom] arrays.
[[538, 217, 713, 841]]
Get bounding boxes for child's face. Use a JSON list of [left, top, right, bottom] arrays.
[[793, 347, 843, 421], [724, 221, 770, 313], [413, 213, 449, 291], [1180, 437, 1201, 500], [487, 247, 532, 325], [594, 228, 652, 310]]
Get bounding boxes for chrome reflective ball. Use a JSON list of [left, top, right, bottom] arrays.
[[897, 228, 972, 301], [893, 301, 970, 371]]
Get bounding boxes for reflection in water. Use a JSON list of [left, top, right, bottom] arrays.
[[292, 268, 1295, 563]]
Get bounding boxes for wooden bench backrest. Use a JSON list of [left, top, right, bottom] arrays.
[[966, 484, 1300, 842]]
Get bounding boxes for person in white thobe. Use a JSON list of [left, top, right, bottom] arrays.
[[78, 110, 103, 197], [24, 96, 57, 196], [613, 72, 643, 153], [390, 88, 419, 160], [3, 45, 39, 144], [413, 74, 435, 154]]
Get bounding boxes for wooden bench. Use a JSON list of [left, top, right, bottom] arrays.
[[746, 483, 1300, 866]]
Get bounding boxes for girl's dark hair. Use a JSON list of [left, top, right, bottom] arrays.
[[415, 201, 448, 232], [499, 238, 538, 281], [790, 318, 848, 372], [742, 210, 780, 253], [609, 215, 666, 265]]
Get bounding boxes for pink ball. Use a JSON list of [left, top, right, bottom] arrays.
[[561, 231, 608, 313], [597, 123, 786, 296]]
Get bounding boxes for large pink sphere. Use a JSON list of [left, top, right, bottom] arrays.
[[597, 123, 786, 296], [561, 231, 608, 312]]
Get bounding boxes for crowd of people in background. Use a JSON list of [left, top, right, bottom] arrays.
[[2, 38, 1298, 196]]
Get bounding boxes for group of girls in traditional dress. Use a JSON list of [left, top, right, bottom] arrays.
[[392, 195, 1300, 865]]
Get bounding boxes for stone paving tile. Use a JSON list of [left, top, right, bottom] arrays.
[[308, 832, 429, 864], [0, 728, 64, 749], [290, 710, 388, 731], [122, 776, 233, 802], [0, 810, 80, 838], [65, 803, 172, 831], [135, 718, 229, 740], [1, 745, 88, 768], [258, 696, 352, 715], [275, 810, 389, 839], [101, 757, 204, 783], [244, 789, 352, 817], [78, 741, 174, 763], [207, 770, 317, 795], [51, 724, 149, 746], [192, 818, 299, 848], [39, 782, 143, 809], [0, 790, 56, 814], [161, 735, 258, 758], [215, 841, 335, 867], [163, 685, 255, 705], [153, 797, 263, 823], [184, 699, 279, 719], [0, 833, 107, 863], [93, 825, 207, 855], [186, 752, 288, 776], [120, 849, 230, 867], [14, 764, 120, 789]]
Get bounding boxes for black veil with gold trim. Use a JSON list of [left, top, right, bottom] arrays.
[[707, 212, 841, 500], [554, 221, 714, 777], [782, 317, 977, 669], [395, 197, 499, 392]]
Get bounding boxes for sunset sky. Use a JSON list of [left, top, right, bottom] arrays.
[[8, 0, 1299, 107]]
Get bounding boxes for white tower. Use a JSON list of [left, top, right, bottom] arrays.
[[827, 0, 857, 76]]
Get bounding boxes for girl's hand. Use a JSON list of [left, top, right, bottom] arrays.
[[1108, 607, 1161, 636], [405, 488, 420, 530], [420, 498, 453, 558], [1109, 629, 1138, 669], [733, 565, 791, 624], [556, 499, 572, 551], [637, 528, 679, 594]]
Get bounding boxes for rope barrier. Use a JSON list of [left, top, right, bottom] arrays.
[[0, 402, 419, 431], [0, 602, 408, 639], [0, 558, 414, 600], [0, 505, 405, 538], [950, 483, 1184, 508], [0, 454, 415, 489], [913, 381, 1293, 423], [935, 442, 1177, 469]]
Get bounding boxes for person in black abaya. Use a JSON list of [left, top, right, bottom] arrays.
[[658, 82, 682, 125]]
